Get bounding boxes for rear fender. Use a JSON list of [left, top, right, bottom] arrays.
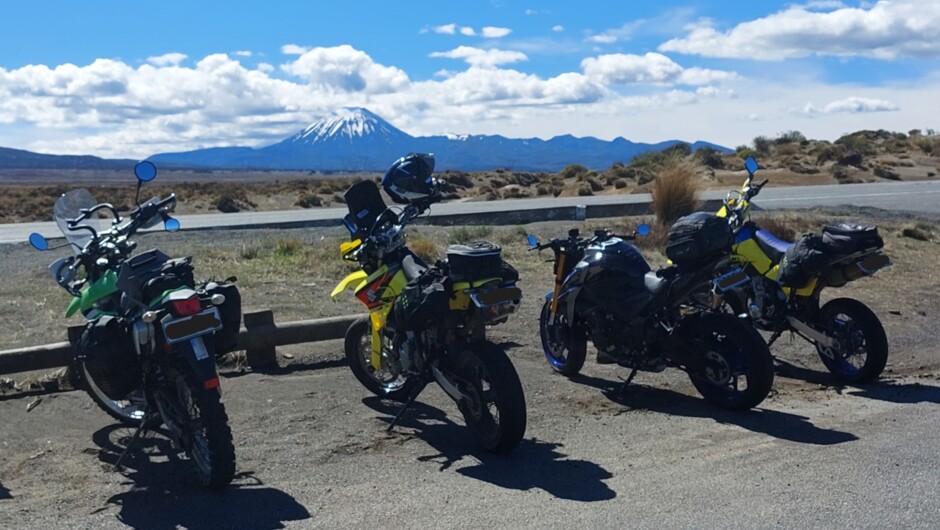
[[179, 336, 221, 391]]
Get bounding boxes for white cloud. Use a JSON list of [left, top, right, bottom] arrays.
[[257, 63, 274, 73], [460, 26, 476, 36], [280, 45, 409, 93], [482, 26, 512, 38], [233, 50, 253, 57], [281, 44, 308, 55], [581, 52, 736, 86], [147, 53, 187, 66], [552, 25, 564, 33], [588, 35, 618, 44], [802, 96, 899, 115], [660, 0, 940, 60], [430, 46, 528, 67], [432, 23, 457, 35]]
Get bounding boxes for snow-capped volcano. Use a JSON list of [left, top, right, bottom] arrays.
[[149, 107, 730, 171], [289, 107, 411, 144]]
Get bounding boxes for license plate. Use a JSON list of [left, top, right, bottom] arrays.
[[471, 287, 522, 307], [162, 308, 223, 344]]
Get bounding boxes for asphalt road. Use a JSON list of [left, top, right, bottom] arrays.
[[3, 179, 939, 244]]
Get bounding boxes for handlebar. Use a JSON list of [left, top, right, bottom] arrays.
[[67, 203, 121, 227]]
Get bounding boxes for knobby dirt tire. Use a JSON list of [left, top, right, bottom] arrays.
[[454, 342, 527, 453]]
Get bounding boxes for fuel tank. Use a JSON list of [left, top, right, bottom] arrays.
[[564, 238, 653, 319]]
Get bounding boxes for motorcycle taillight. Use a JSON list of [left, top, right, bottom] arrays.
[[169, 296, 201, 317]]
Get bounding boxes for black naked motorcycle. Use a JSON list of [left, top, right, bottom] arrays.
[[529, 220, 774, 410], [29, 161, 238, 489]]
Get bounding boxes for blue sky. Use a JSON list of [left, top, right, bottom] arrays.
[[1, 0, 938, 158]]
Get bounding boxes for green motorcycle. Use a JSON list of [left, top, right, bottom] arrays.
[[29, 162, 237, 489]]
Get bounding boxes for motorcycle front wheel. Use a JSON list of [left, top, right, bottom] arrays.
[[74, 360, 148, 427], [452, 342, 527, 453], [815, 298, 888, 383], [684, 314, 774, 410], [171, 375, 236, 490], [539, 300, 587, 376], [344, 316, 416, 402]]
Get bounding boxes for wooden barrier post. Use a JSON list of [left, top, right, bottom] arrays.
[[243, 310, 277, 368]]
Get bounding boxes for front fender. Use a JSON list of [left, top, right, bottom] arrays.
[[331, 270, 368, 298], [65, 296, 82, 317]]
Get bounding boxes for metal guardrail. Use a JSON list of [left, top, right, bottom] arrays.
[[0, 311, 360, 376]]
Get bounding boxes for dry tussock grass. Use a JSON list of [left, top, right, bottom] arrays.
[[650, 160, 700, 225]]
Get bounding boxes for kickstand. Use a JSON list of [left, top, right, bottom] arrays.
[[387, 382, 426, 433], [767, 329, 784, 348], [114, 415, 149, 471], [616, 368, 639, 397]]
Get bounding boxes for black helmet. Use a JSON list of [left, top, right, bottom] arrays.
[[382, 153, 437, 204]]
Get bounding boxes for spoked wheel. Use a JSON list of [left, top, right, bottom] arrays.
[[685, 314, 774, 410], [454, 342, 526, 453], [344, 316, 416, 402], [539, 300, 587, 376], [815, 298, 888, 383], [75, 360, 149, 427], [172, 375, 236, 490]]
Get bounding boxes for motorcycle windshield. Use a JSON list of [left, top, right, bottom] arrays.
[[54, 189, 103, 251]]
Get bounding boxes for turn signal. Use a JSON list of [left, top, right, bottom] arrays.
[[169, 296, 201, 317]]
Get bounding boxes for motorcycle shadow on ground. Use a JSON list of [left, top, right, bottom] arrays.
[[568, 373, 858, 446], [774, 358, 940, 405], [91, 424, 311, 530], [362, 396, 617, 502], [0, 482, 11, 500]]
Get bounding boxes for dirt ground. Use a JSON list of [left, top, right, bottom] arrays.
[[1, 209, 939, 528]]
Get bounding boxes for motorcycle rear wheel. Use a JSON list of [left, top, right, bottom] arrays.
[[344, 316, 415, 402], [685, 314, 774, 410], [815, 298, 888, 383], [539, 300, 587, 376], [453, 342, 526, 453], [172, 375, 236, 490]]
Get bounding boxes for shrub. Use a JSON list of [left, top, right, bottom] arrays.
[[775, 130, 806, 144], [409, 235, 440, 262], [614, 178, 628, 189], [736, 146, 760, 160], [753, 136, 772, 155], [274, 239, 304, 257], [873, 166, 901, 180], [696, 147, 724, 169], [449, 226, 494, 244], [559, 164, 589, 180], [577, 184, 593, 196], [650, 160, 699, 225], [332, 193, 346, 204], [901, 225, 931, 241], [536, 184, 551, 195], [587, 177, 604, 192], [296, 194, 323, 208]]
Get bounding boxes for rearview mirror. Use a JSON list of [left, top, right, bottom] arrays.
[[164, 217, 180, 232], [744, 157, 759, 176], [134, 161, 157, 182], [636, 224, 650, 237], [28, 232, 49, 251], [526, 234, 540, 247]]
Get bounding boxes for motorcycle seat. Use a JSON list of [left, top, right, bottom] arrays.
[[754, 229, 793, 264], [644, 271, 667, 294], [402, 254, 428, 282]]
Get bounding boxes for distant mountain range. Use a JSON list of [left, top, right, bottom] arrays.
[[0, 108, 730, 172], [0, 147, 134, 170], [149, 108, 729, 172]]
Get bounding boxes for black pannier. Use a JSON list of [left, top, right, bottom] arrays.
[[777, 233, 829, 288], [666, 212, 733, 268], [197, 277, 242, 357], [446, 241, 504, 283], [821, 223, 883, 254], [78, 316, 141, 400], [390, 266, 451, 331]]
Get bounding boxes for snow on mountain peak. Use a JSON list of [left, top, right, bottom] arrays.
[[296, 107, 402, 143]]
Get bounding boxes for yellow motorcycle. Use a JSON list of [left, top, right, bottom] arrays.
[[706, 157, 891, 383], [331, 154, 526, 453]]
